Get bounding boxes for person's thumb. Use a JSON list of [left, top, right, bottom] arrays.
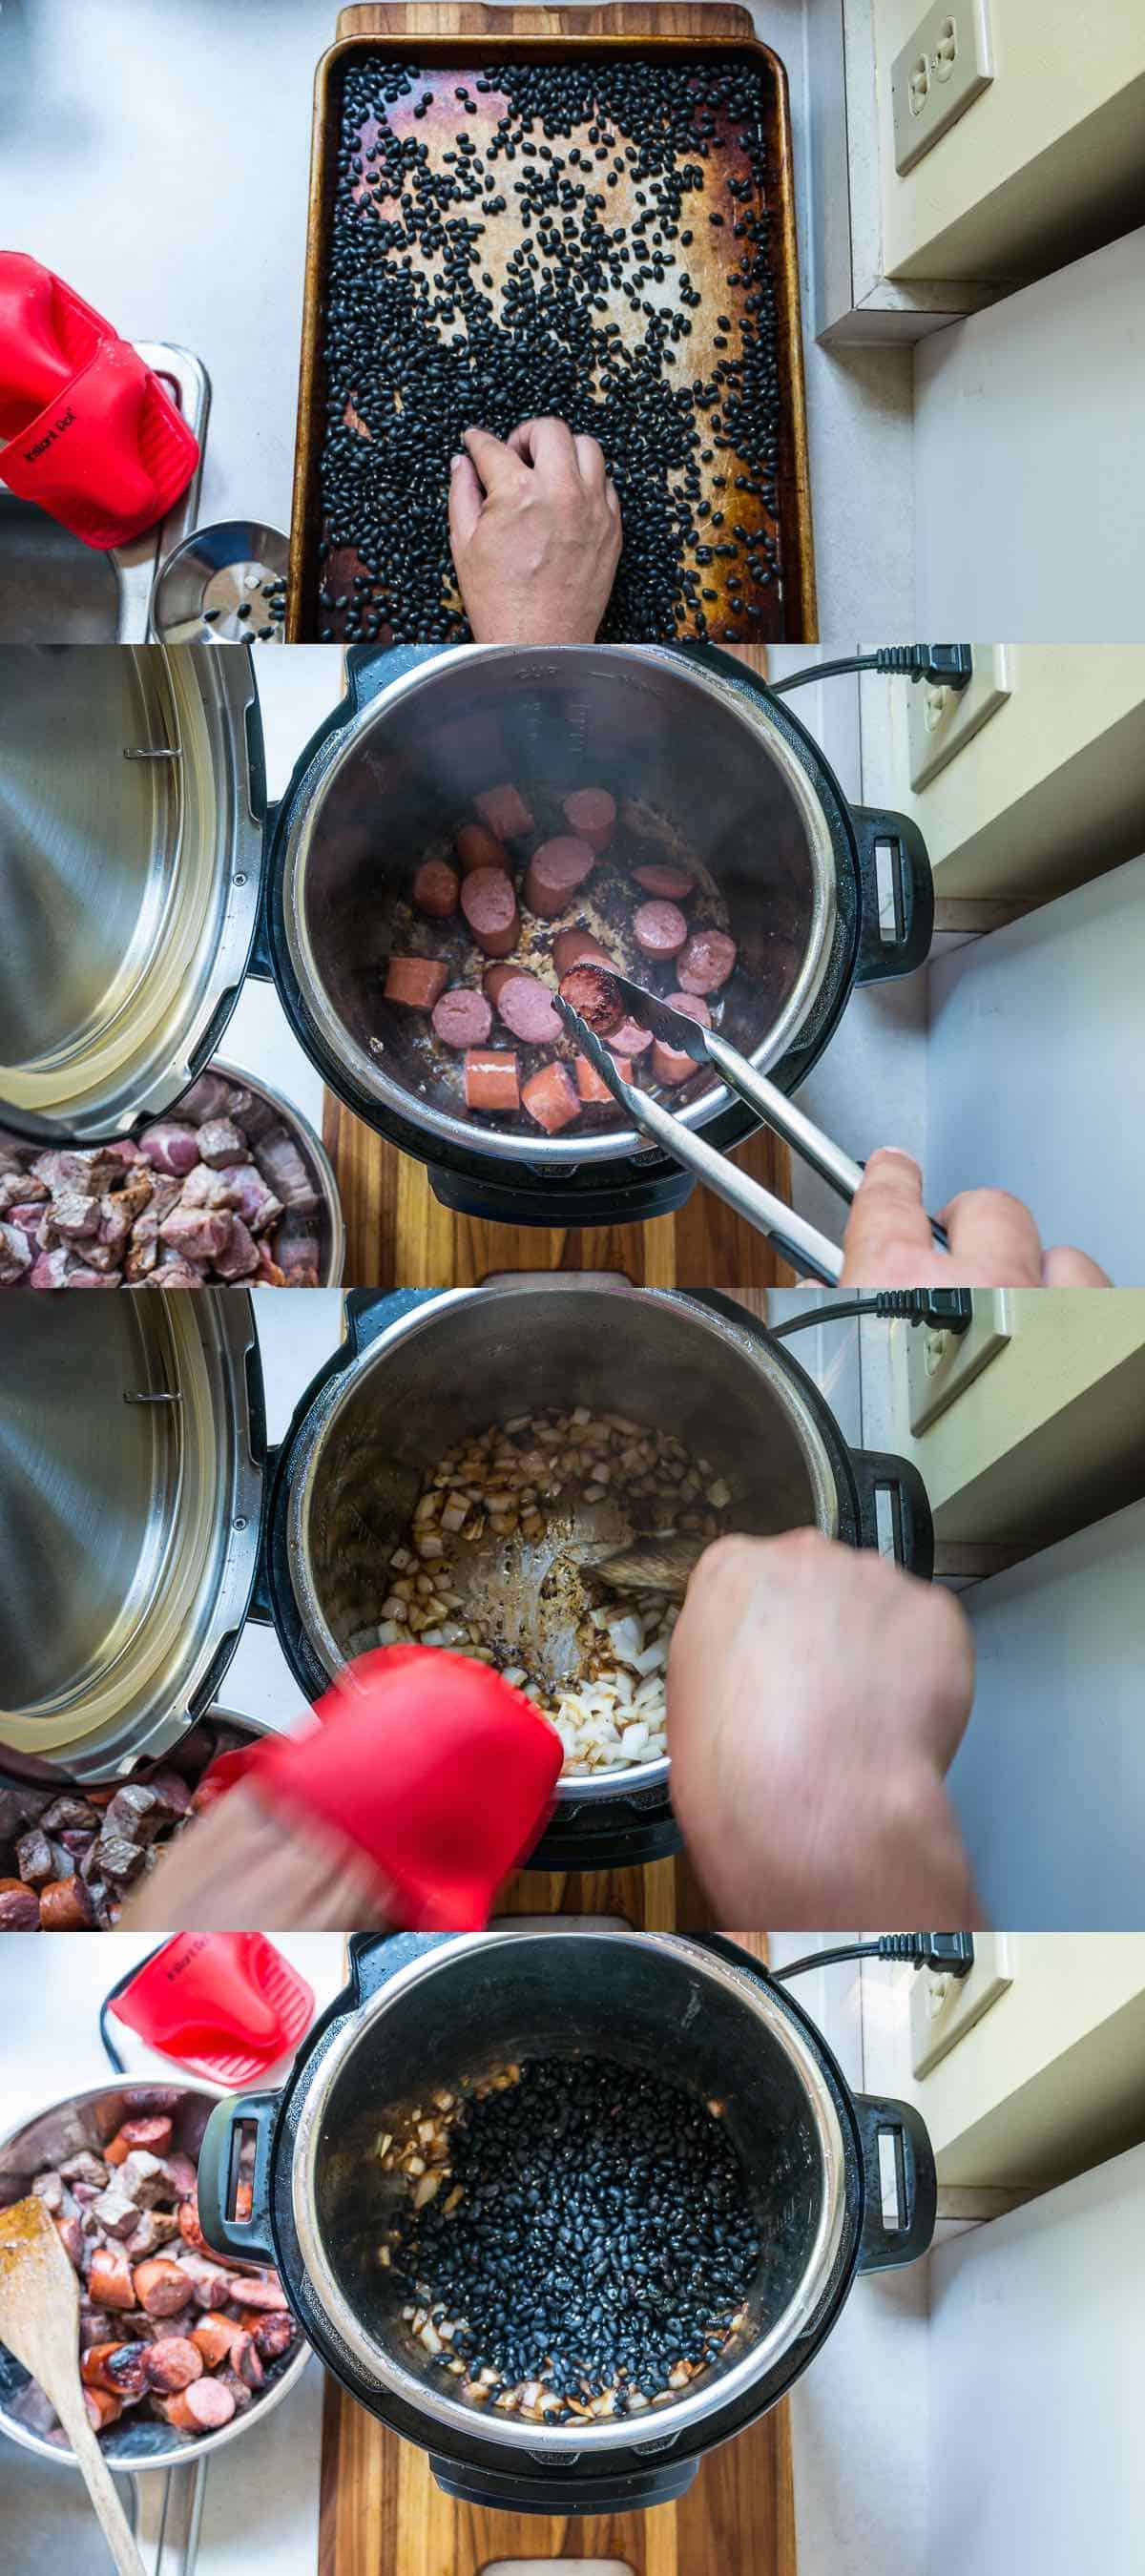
[[448, 449, 485, 553]]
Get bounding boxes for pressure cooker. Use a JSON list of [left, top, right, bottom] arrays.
[[0, 1279, 931, 1867], [0, 641, 933, 1226], [198, 1929, 935, 2513]]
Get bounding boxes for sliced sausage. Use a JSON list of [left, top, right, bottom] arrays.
[[191, 2312, 242, 2369], [486, 969, 562, 1046], [562, 787, 615, 851], [431, 987, 493, 1050], [652, 989, 711, 1087], [677, 928, 738, 995], [254, 2313, 296, 2363], [384, 956, 449, 1009], [115, 2117, 174, 2157], [144, 2337, 204, 2394], [84, 2387, 121, 2432], [0, 1879, 40, 1929], [133, 2256, 193, 2319], [223, 2272, 285, 2310], [89, 2245, 135, 2312], [575, 1053, 633, 1104], [552, 926, 613, 979], [524, 836, 596, 919], [465, 1049, 521, 1115], [604, 1016, 654, 1060], [455, 821, 510, 876], [473, 782, 534, 841], [633, 899, 688, 961], [39, 1875, 94, 1932], [165, 2377, 236, 2433], [631, 861, 697, 902], [460, 867, 520, 959], [558, 966, 624, 1036], [412, 858, 460, 919], [177, 2195, 206, 2253], [521, 1062, 581, 1135], [230, 2329, 264, 2390], [81, 2341, 150, 2399]]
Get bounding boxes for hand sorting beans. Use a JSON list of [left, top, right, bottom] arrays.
[[13, 2118, 297, 2444], [0, 1074, 323, 1290], [376, 2056, 759, 2420], [382, 774, 738, 1135], [317, 58, 783, 643]]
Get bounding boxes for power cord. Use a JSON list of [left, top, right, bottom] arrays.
[[770, 646, 973, 697], [775, 1933, 974, 1984], [768, 1288, 972, 1338]]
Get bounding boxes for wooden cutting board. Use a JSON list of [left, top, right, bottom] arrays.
[[318, 1930, 799, 2576]]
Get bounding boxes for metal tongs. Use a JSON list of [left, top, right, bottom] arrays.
[[554, 971, 949, 1285]]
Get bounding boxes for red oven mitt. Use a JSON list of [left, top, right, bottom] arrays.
[[0, 252, 198, 547], [194, 1647, 563, 1930]]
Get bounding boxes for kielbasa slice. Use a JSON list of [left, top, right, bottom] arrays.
[[84, 2388, 121, 2432], [82, 2341, 150, 2399], [521, 1062, 581, 1134], [89, 2245, 135, 2312], [412, 858, 460, 919], [165, 2377, 237, 2433], [133, 2257, 193, 2319], [677, 928, 738, 994], [465, 1049, 521, 1114], [552, 926, 613, 979], [486, 970, 562, 1046], [115, 2117, 174, 2157], [523, 837, 596, 919], [631, 861, 696, 902], [254, 2314, 297, 2363], [384, 956, 449, 1009], [460, 867, 520, 959], [575, 1053, 633, 1104], [604, 1016, 654, 1060], [222, 2271, 285, 2309], [558, 966, 624, 1036], [190, 2313, 242, 2369], [431, 987, 493, 1050], [633, 899, 688, 961], [455, 821, 510, 875], [562, 787, 615, 851], [145, 2336, 204, 2394], [473, 782, 534, 841], [652, 989, 711, 1087]]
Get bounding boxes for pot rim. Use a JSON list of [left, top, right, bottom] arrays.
[[282, 1282, 841, 1803], [277, 643, 841, 1167], [0, 2080, 309, 2474], [289, 1930, 849, 2455]]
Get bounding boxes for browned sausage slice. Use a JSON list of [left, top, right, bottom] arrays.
[[455, 821, 510, 875], [474, 782, 534, 841], [412, 858, 460, 919], [677, 928, 738, 994], [165, 2377, 237, 2432], [523, 837, 596, 919], [521, 1062, 581, 1133], [631, 862, 696, 901], [652, 989, 711, 1087], [552, 927, 613, 978], [254, 2313, 296, 2362], [144, 2337, 204, 2394], [562, 788, 615, 851], [82, 2341, 150, 2399], [384, 957, 449, 1008], [133, 2257, 193, 2318], [460, 867, 520, 959], [575, 1053, 633, 1104], [558, 966, 624, 1036], [431, 987, 494, 1050], [222, 2272, 285, 2309], [89, 2245, 135, 2311], [465, 1049, 521, 1114], [633, 899, 688, 961], [604, 1015, 654, 1060], [488, 971, 562, 1046], [117, 2117, 174, 2156], [191, 2312, 242, 2368]]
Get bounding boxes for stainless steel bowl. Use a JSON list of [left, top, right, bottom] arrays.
[[209, 1057, 345, 1288], [0, 2083, 308, 2474]]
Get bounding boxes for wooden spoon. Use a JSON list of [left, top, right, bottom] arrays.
[[574, 1534, 708, 1599], [0, 2194, 147, 2576]]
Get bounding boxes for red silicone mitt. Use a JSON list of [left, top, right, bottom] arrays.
[[195, 1647, 564, 1930], [0, 252, 198, 547]]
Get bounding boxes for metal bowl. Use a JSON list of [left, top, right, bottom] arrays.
[[150, 521, 289, 646], [209, 1057, 345, 1288], [0, 2082, 309, 2475]]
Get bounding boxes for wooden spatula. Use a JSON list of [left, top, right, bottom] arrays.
[[0, 2195, 147, 2576], [576, 1535, 708, 1598]]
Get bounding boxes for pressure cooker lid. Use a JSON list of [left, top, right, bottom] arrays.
[[278, 645, 840, 1166], [0, 644, 262, 1144], [0, 1292, 263, 1768]]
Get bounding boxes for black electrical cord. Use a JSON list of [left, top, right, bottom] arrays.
[[768, 1288, 972, 1339], [771, 645, 973, 697], [775, 1934, 974, 1984]]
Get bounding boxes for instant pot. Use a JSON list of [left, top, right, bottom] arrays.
[[0, 1281, 932, 1866], [198, 1929, 936, 2513], [0, 642, 933, 1225]]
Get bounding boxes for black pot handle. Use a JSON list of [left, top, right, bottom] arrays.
[[344, 1285, 443, 1357], [850, 1448, 934, 1580], [348, 1928, 455, 2002], [851, 807, 934, 984], [344, 643, 447, 711], [853, 2091, 937, 2272], [197, 2089, 279, 2268]]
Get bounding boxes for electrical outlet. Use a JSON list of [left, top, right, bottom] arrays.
[[906, 1288, 1012, 1434], [910, 1933, 1013, 2078], [907, 644, 1013, 791], [891, 0, 994, 176]]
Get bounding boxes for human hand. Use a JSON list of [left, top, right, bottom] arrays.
[[448, 416, 622, 642], [840, 1150, 1112, 1287], [667, 1528, 979, 1927], [118, 1784, 394, 1932]]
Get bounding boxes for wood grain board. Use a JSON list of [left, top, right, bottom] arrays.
[[318, 1930, 798, 2576], [289, 4, 816, 641]]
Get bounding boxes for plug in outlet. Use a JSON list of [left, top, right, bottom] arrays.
[[906, 1288, 1012, 1434], [891, 0, 994, 176], [907, 645, 1012, 791], [911, 1933, 1013, 2078]]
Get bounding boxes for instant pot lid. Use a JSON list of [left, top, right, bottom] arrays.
[[0, 644, 262, 1144], [0, 1292, 264, 1773]]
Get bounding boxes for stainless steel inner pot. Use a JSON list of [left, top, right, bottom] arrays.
[[292, 1931, 847, 2457], [279, 644, 839, 1166], [285, 1281, 839, 1802], [0, 1292, 262, 1772], [0, 644, 261, 1142], [0, 2084, 307, 2471]]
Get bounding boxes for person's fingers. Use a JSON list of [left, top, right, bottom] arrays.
[[1041, 1243, 1113, 1287], [507, 414, 581, 479], [604, 475, 622, 521], [461, 425, 527, 492], [448, 450, 485, 552], [840, 1149, 936, 1284], [942, 1187, 1044, 1286], [572, 431, 608, 488]]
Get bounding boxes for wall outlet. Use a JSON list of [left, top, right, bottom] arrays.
[[906, 1288, 1012, 1434], [891, 0, 994, 177], [907, 644, 1013, 791], [910, 1932, 1013, 2078]]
